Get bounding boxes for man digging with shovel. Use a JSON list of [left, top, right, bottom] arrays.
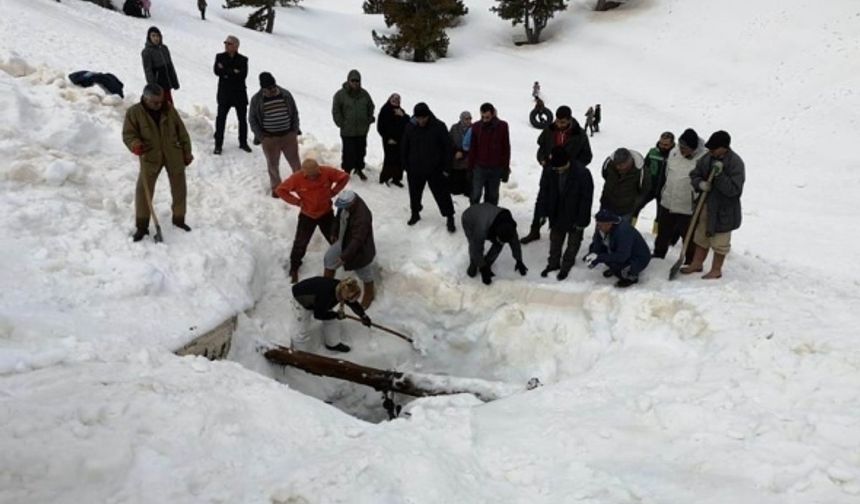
[[123, 83, 194, 242], [292, 276, 371, 353]]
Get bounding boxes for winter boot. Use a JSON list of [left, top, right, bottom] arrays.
[[557, 268, 570, 281], [325, 343, 351, 353], [392, 180, 404, 188], [467, 264, 478, 277], [289, 269, 299, 284], [446, 215, 456, 233], [355, 169, 368, 182], [172, 216, 191, 232], [361, 281, 375, 309], [132, 218, 149, 242], [603, 268, 618, 278], [615, 276, 639, 288], [540, 265, 559, 278], [703, 253, 726, 279], [239, 144, 252, 153], [323, 268, 336, 279], [520, 225, 541, 245], [407, 212, 421, 226], [479, 266, 494, 285], [681, 245, 708, 274]]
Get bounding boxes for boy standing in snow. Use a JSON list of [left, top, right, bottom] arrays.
[[122, 84, 193, 241], [276, 158, 350, 284], [249, 72, 301, 197], [584, 209, 651, 288], [331, 69, 375, 181], [213, 35, 250, 155], [681, 130, 745, 279], [292, 277, 371, 353]]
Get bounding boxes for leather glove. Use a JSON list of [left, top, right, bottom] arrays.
[[515, 261, 528, 276], [711, 160, 724, 177], [253, 137, 261, 146], [699, 181, 711, 191], [480, 266, 493, 285], [132, 143, 146, 156], [501, 167, 511, 183], [335, 311, 346, 320], [184, 154, 194, 166], [361, 315, 372, 327]]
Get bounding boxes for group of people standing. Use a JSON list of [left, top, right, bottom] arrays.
[[121, 27, 745, 351]]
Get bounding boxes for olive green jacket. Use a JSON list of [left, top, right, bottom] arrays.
[[331, 70, 375, 137], [122, 101, 192, 168]]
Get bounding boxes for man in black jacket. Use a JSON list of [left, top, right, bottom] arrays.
[[521, 106, 593, 245], [401, 102, 456, 233], [292, 276, 371, 353], [213, 35, 250, 154], [537, 146, 594, 280]]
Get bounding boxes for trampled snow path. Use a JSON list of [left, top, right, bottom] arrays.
[[1, 0, 860, 502]]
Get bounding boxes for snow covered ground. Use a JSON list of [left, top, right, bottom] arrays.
[[2, 0, 860, 502]]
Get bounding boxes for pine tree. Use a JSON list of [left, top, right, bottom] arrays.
[[594, 0, 626, 11], [372, 0, 468, 63], [491, 0, 568, 45], [223, 0, 302, 34], [362, 0, 384, 14]]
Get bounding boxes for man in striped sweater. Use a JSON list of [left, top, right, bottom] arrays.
[[249, 72, 301, 197]]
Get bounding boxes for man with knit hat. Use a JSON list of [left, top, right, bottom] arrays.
[[276, 158, 350, 283], [584, 209, 651, 288], [462, 203, 528, 285], [401, 102, 457, 232], [653, 128, 705, 261], [332, 69, 375, 181], [249, 72, 301, 197], [536, 146, 594, 280], [292, 276, 372, 353], [521, 105, 593, 245], [324, 191, 377, 308], [681, 130, 745, 279]]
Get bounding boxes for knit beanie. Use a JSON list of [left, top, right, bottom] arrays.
[[259, 72, 276, 88]]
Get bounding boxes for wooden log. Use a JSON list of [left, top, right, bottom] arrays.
[[263, 344, 526, 402]]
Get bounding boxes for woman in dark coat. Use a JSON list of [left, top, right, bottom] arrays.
[[141, 26, 180, 104], [376, 93, 409, 187]]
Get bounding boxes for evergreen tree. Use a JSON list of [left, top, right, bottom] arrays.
[[372, 0, 468, 63], [362, 0, 384, 14], [223, 0, 301, 34], [594, 0, 626, 11], [491, 0, 568, 45]]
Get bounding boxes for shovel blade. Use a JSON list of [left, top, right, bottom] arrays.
[[668, 257, 683, 280]]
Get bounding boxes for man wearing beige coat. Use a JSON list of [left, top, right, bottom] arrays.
[[122, 83, 193, 241]]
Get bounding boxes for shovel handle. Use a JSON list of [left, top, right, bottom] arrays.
[[343, 314, 414, 344]]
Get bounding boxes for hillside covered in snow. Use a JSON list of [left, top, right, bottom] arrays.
[[1, 0, 859, 502]]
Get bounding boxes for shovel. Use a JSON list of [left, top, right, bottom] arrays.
[[140, 166, 163, 243], [343, 314, 414, 345], [669, 169, 716, 280]]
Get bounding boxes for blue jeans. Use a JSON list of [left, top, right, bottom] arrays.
[[470, 166, 502, 205]]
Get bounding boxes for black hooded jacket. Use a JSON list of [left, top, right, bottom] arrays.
[[141, 27, 180, 90], [401, 112, 452, 176]]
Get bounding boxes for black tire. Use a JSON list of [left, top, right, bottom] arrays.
[[529, 107, 553, 129]]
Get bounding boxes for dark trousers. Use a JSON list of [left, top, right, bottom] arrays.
[[471, 166, 502, 205], [606, 255, 650, 279], [653, 206, 694, 262], [290, 212, 335, 272], [408, 171, 454, 217], [448, 169, 471, 196], [379, 141, 403, 183], [633, 184, 660, 218], [547, 227, 584, 271], [341, 135, 367, 174], [214, 102, 248, 148]]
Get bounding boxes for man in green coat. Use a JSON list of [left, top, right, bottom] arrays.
[[122, 84, 194, 241], [331, 69, 374, 181]]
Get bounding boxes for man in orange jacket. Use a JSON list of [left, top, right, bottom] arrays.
[[276, 158, 350, 283]]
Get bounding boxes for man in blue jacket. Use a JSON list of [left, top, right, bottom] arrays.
[[584, 209, 651, 288]]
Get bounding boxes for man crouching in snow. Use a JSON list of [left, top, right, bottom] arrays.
[[584, 209, 651, 288], [462, 203, 528, 285], [291, 277, 371, 353]]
